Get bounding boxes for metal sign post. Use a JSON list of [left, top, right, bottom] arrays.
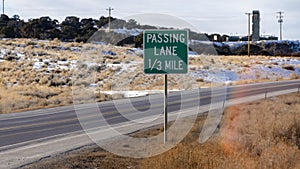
[[143, 30, 188, 144], [164, 74, 168, 144]]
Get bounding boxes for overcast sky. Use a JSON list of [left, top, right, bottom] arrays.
[[4, 0, 300, 40]]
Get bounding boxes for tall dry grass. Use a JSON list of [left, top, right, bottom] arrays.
[[140, 93, 300, 169], [0, 85, 73, 113], [219, 93, 300, 169]]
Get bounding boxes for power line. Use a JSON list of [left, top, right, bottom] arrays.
[[277, 11, 284, 40], [106, 7, 114, 31]]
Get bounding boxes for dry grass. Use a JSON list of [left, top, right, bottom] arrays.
[[140, 93, 300, 169], [1, 39, 299, 113], [0, 84, 115, 113], [0, 85, 73, 113], [219, 93, 300, 169], [0, 39, 136, 113], [219, 55, 300, 85], [20, 93, 300, 169]]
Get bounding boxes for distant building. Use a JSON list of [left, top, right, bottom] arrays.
[[208, 33, 221, 42], [228, 36, 240, 42], [252, 10, 260, 41], [260, 35, 278, 41], [221, 35, 230, 42], [240, 36, 249, 41], [205, 10, 278, 42]]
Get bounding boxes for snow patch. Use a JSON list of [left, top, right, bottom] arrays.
[[33, 62, 44, 69], [113, 28, 143, 36]]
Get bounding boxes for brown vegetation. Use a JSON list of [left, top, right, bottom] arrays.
[[0, 85, 73, 113], [1, 39, 299, 113]]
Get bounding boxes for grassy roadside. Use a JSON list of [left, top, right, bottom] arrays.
[[21, 92, 300, 169], [0, 85, 116, 114]]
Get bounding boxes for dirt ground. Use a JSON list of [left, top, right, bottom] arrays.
[[20, 92, 300, 169]]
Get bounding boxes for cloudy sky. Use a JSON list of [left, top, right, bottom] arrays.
[[4, 0, 300, 40]]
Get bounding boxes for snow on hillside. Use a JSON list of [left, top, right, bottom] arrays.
[[224, 41, 248, 50], [189, 56, 300, 84], [112, 28, 143, 36], [0, 39, 299, 98]]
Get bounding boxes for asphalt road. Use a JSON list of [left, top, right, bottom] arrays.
[[0, 80, 300, 151]]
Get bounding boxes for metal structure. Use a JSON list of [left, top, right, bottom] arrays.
[[2, 0, 4, 14], [106, 7, 114, 31], [252, 10, 260, 42], [277, 11, 284, 41], [164, 74, 168, 144]]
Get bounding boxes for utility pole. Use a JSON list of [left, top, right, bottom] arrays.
[[2, 0, 4, 15], [106, 7, 114, 31], [245, 12, 251, 57], [277, 11, 284, 41]]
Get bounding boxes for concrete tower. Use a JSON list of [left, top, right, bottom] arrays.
[[252, 10, 260, 41]]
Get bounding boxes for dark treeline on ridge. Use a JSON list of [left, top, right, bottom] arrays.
[[1, 14, 299, 56], [0, 14, 215, 44], [0, 14, 158, 43]]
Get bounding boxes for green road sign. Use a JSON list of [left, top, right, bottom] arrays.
[[144, 30, 188, 74]]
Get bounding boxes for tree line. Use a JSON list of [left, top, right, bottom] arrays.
[[0, 14, 155, 43], [0, 14, 216, 45], [2, 13, 282, 53]]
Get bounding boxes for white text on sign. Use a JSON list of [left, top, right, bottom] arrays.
[[146, 33, 186, 43], [154, 46, 177, 56], [149, 59, 184, 71], [144, 30, 188, 74]]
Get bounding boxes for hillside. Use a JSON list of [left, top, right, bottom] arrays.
[[190, 40, 300, 56], [0, 38, 300, 113]]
